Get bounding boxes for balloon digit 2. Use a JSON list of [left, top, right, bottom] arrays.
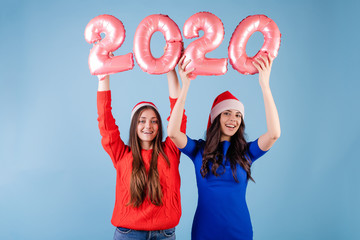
[[183, 12, 228, 80], [84, 14, 134, 76], [228, 15, 281, 75]]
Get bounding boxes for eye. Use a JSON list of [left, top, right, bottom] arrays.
[[151, 120, 158, 124], [223, 112, 230, 116], [236, 114, 241, 118], [138, 120, 146, 124]]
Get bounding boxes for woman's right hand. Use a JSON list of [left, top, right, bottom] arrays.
[[97, 52, 114, 81], [97, 52, 113, 91], [97, 74, 109, 81]]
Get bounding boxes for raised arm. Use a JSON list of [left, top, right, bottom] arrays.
[[252, 54, 281, 151], [167, 69, 180, 98], [98, 75, 110, 91], [168, 55, 194, 149], [97, 52, 113, 91], [97, 71, 128, 168], [166, 43, 181, 99]]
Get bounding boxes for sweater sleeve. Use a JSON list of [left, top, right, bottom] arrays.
[[164, 97, 187, 154], [169, 97, 187, 134], [97, 91, 128, 168]]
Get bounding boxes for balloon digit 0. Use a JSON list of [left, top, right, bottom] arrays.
[[84, 14, 134, 76], [183, 12, 228, 80], [228, 15, 281, 75], [133, 14, 183, 74]]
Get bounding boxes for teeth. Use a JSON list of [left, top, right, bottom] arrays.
[[226, 125, 235, 128]]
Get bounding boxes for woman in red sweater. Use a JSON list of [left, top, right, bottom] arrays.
[[97, 66, 191, 239]]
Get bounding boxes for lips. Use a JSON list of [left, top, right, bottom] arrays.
[[142, 131, 154, 134], [225, 124, 236, 128]]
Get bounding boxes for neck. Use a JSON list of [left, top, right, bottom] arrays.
[[141, 141, 153, 150], [220, 134, 230, 142]]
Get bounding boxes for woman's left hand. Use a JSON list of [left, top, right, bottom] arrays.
[[178, 55, 195, 86], [252, 53, 274, 87]]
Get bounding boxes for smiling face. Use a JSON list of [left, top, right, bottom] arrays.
[[136, 108, 159, 149], [219, 109, 242, 141]]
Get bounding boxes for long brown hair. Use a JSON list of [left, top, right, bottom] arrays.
[[128, 106, 170, 207], [201, 114, 254, 182]]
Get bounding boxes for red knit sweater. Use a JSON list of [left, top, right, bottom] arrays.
[[97, 91, 187, 230]]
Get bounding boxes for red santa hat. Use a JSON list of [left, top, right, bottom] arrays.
[[131, 101, 159, 120], [207, 91, 244, 129]]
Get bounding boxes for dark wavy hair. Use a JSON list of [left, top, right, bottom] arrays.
[[200, 114, 254, 182], [128, 106, 170, 207]]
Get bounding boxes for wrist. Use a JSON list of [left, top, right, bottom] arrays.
[[98, 77, 110, 91], [260, 84, 271, 93], [182, 80, 191, 88], [167, 69, 176, 75]]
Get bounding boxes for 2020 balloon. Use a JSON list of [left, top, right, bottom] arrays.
[[85, 13, 281, 78]]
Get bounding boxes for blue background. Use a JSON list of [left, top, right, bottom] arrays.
[[1, 0, 359, 239]]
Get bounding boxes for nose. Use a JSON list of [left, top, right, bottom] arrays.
[[145, 121, 152, 129]]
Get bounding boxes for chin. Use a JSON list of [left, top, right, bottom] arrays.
[[141, 137, 155, 142]]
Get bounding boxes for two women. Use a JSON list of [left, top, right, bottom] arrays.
[[97, 52, 280, 240], [168, 54, 280, 239]]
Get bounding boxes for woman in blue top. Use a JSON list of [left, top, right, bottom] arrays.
[[168, 54, 281, 240]]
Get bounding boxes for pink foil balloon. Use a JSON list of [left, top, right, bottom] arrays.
[[84, 14, 134, 76], [133, 14, 183, 74], [228, 15, 281, 75], [183, 12, 228, 80]]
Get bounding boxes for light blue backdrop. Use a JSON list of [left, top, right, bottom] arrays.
[[1, 0, 359, 239]]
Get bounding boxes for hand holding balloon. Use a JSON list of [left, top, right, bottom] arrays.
[[252, 54, 274, 87], [178, 55, 195, 86], [95, 52, 115, 80]]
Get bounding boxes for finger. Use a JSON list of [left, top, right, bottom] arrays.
[[98, 74, 107, 80], [182, 59, 192, 70], [179, 55, 186, 66], [268, 53, 274, 61], [185, 67, 195, 75], [252, 60, 261, 71], [259, 55, 269, 68], [256, 57, 266, 69], [264, 54, 271, 68], [268, 54, 274, 65]]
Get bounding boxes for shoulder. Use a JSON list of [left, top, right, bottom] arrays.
[[246, 138, 268, 162], [182, 136, 205, 150], [172, 135, 204, 160]]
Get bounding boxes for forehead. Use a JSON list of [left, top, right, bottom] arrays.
[[139, 108, 157, 118]]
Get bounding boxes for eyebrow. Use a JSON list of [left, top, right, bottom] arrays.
[[139, 117, 158, 119], [224, 110, 241, 114]]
